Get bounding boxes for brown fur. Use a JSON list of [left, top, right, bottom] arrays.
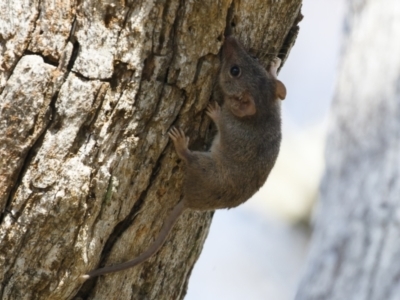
[[82, 36, 285, 279]]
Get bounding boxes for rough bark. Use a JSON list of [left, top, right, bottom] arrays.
[[0, 0, 302, 299], [296, 0, 400, 299]]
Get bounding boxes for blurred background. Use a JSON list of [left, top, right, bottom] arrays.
[[186, 1, 345, 299]]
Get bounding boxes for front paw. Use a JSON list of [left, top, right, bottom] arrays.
[[168, 127, 189, 147], [168, 127, 191, 161], [206, 102, 221, 122]]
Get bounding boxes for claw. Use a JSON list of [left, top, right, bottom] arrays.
[[206, 102, 220, 122], [168, 126, 183, 140], [168, 126, 191, 161]]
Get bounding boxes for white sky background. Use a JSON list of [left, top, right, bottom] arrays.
[[186, 1, 345, 299]]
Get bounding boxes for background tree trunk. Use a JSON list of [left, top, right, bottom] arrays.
[[0, 0, 302, 299], [296, 0, 400, 299]]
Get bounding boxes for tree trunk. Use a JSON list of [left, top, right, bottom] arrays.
[[296, 0, 400, 299], [0, 0, 302, 299]]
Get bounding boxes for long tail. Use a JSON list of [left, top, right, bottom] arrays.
[[82, 201, 185, 279]]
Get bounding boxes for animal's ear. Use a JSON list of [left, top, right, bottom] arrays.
[[275, 80, 286, 100], [229, 93, 256, 117]]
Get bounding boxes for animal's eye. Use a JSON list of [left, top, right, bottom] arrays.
[[230, 66, 241, 77]]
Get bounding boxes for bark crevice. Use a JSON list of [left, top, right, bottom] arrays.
[[0, 1, 302, 298]]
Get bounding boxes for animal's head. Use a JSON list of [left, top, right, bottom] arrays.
[[219, 36, 286, 118]]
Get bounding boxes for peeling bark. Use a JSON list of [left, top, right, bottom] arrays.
[[0, 0, 302, 299], [296, 1, 400, 299]]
